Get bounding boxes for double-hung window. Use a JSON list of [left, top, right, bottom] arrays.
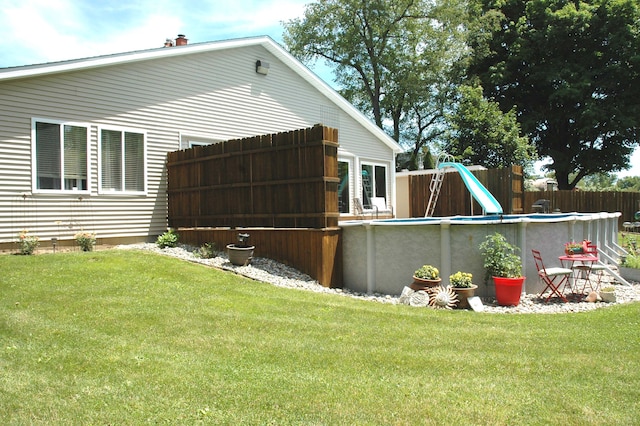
[[32, 119, 89, 192], [99, 127, 146, 194], [361, 162, 388, 209]]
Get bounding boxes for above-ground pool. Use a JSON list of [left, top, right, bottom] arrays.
[[340, 212, 622, 297]]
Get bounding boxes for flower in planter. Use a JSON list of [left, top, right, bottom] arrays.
[[413, 264, 440, 280], [449, 271, 473, 288], [75, 230, 97, 252], [564, 241, 583, 254], [17, 229, 39, 255]]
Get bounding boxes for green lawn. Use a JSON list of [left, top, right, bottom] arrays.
[[1, 250, 639, 425]]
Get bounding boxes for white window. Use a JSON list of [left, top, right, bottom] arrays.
[[361, 162, 388, 209], [338, 160, 351, 214], [99, 127, 146, 194], [32, 119, 89, 193]]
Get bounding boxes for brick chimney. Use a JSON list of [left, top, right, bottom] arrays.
[[175, 34, 188, 46]]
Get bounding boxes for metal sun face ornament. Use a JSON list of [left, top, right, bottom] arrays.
[[429, 286, 458, 310]]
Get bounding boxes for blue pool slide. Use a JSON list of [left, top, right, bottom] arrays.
[[438, 162, 503, 215]]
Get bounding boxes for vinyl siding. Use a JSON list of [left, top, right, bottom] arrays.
[[0, 42, 396, 244]]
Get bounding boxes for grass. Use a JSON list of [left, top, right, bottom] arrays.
[[1, 250, 640, 425]]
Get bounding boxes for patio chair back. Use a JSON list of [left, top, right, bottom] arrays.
[[531, 249, 572, 302]]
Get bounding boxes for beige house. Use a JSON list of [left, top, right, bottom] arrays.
[[0, 35, 401, 249]]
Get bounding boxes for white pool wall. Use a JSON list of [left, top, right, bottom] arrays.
[[340, 212, 621, 297]]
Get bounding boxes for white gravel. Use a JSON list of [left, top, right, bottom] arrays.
[[117, 243, 640, 314]]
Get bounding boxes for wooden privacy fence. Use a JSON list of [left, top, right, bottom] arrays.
[[166, 125, 343, 287], [408, 166, 524, 217], [178, 227, 342, 288], [167, 125, 340, 229], [524, 191, 640, 226]]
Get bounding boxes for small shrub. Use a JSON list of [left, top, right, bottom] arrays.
[[413, 265, 440, 280], [156, 229, 179, 249], [195, 242, 217, 259], [75, 230, 96, 252], [17, 229, 39, 255], [622, 253, 640, 269], [449, 271, 473, 288]]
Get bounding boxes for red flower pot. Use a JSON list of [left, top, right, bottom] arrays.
[[492, 276, 526, 306]]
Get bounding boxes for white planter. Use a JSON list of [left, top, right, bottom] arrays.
[[599, 290, 616, 303], [620, 267, 640, 283]]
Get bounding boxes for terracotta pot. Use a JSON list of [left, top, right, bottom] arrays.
[[410, 276, 442, 292], [227, 244, 255, 266], [451, 284, 478, 309], [492, 276, 525, 306]]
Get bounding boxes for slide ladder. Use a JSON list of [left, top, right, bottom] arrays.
[[424, 154, 453, 217]]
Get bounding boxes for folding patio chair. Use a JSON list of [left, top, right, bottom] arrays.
[[572, 242, 607, 293], [532, 249, 573, 302]]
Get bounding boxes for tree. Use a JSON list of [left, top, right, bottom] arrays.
[[467, 0, 640, 189], [616, 176, 640, 192], [443, 84, 536, 169], [576, 172, 618, 191], [282, 0, 467, 153]]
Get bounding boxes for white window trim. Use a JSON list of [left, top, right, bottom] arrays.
[[97, 125, 148, 195], [31, 117, 91, 194], [359, 159, 390, 210], [179, 132, 224, 150]]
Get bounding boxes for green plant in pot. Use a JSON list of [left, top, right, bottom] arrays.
[[411, 264, 441, 292], [448, 271, 477, 309], [479, 232, 525, 306], [599, 286, 616, 303]]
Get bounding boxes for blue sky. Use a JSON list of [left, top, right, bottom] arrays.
[[1, 0, 638, 176], [0, 0, 311, 68]]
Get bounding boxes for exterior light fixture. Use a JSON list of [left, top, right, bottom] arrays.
[[255, 60, 270, 75]]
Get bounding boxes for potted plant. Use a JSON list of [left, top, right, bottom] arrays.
[[620, 234, 640, 282], [227, 232, 255, 266], [599, 286, 616, 303], [479, 232, 525, 306], [410, 264, 441, 292], [564, 241, 584, 256], [448, 271, 477, 309]]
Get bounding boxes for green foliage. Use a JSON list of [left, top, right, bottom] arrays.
[[616, 176, 640, 192], [444, 84, 536, 169], [1, 251, 640, 424], [156, 228, 178, 249], [74, 230, 96, 252], [413, 264, 440, 279], [479, 232, 523, 282], [621, 233, 640, 268], [283, 0, 468, 153], [194, 242, 217, 259], [16, 229, 39, 255], [449, 271, 474, 288], [468, 0, 640, 189]]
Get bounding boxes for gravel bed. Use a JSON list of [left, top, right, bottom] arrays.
[[117, 243, 640, 314]]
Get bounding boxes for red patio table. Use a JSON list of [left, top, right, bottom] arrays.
[[558, 254, 598, 294]]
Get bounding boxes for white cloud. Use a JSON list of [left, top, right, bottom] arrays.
[[0, 0, 307, 67]]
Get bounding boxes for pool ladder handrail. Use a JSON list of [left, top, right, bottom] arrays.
[[425, 154, 454, 217]]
